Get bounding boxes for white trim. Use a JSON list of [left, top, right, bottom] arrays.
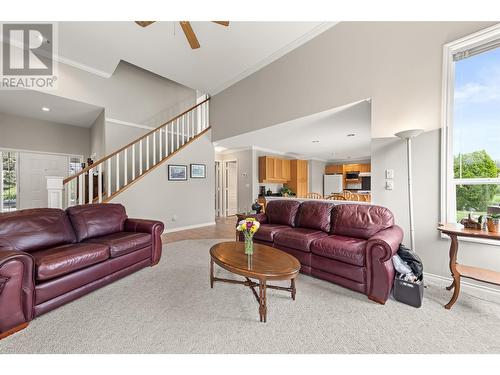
[[209, 22, 337, 95], [56, 56, 112, 79], [424, 272, 500, 297], [439, 232, 500, 246], [105, 117, 155, 130], [440, 23, 500, 244], [0, 146, 83, 160], [163, 221, 216, 233]]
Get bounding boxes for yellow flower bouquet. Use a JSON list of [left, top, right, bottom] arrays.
[[236, 217, 260, 255]]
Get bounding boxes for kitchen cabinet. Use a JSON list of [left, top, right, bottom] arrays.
[[282, 159, 291, 180], [325, 164, 343, 174], [285, 159, 308, 197], [259, 156, 291, 183], [359, 163, 371, 173]]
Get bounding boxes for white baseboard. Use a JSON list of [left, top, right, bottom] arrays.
[[424, 272, 500, 297], [164, 221, 216, 233]]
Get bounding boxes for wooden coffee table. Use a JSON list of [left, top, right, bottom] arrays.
[[209, 241, 300, 322]]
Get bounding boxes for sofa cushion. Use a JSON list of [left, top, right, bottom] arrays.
[[0, 208, 75, 253], [331, 204, 394, 239], [254, 224, 291, 243], [311, 235, 367, 267], [32, 243, 110, 281], [66, 203, 128, 242], [275, 228, 328, 252], [85, 232, 152, 258], [265, 200, 301, 227], [296, 201, 334, 232]]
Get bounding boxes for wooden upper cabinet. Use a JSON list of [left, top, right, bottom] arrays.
[[325, 164, 343, 174], [282, 159, 291, 180], [286, 159, 308, 197], [359, 163, 371, 173], [259, 156, 291, 183]]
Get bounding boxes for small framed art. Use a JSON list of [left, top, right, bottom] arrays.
[[190, 164, 206, 178], [168, 165, 188, 181]]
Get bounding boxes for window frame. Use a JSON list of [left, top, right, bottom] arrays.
[[441, 24, 500, 245]]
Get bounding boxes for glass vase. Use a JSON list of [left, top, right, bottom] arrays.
[[244, 235, 254, 255]]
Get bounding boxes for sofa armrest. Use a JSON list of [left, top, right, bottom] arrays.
[[125, 218, 165, 265], [367, 225, 403, 262], [0, 250, 35, 335], [236, 213, 268, 224], [365, 225, 403, 304]]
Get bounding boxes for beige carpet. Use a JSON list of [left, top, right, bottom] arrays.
[[1, 238, 500, 354]]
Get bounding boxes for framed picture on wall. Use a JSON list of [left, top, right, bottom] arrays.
[[168, 165, 188, 181], [190, 164, 206, 178]]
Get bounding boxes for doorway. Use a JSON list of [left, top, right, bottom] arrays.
[[215, 161, 222, 217], [223, 160, 238, 216]]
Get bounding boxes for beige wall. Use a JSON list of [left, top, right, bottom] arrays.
[[0, 111, 90, 157], [211, 22, 495, 141], [111, 131, 215, 231], [211, 22, 500, 290], [47, 61, 197, 125], [90, 110, 106, 159]]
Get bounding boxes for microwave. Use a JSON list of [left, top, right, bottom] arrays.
[[346, 171, 360, 180]]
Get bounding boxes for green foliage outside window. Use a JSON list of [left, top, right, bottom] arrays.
[[454, 150, 500, 213], [2, 152, 17, 201]]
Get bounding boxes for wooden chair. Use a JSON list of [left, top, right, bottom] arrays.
[[325, 194, 346, 201], [303, 192, 323, 199], [342, 190, 360, 201]]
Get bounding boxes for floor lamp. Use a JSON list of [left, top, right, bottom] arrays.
[[394, 129, 423, 250]]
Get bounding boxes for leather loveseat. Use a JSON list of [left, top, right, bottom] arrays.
[[238, 200, 403, 304], [0, 203, 164, 339]]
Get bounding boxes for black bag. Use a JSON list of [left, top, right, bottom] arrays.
[[397, 244, 423, 279]]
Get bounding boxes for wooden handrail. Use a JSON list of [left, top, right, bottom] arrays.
[[64, 97, 210, 184]]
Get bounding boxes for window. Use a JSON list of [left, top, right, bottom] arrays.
[[442, 25, 500, 229], [0, 151, 18, 212]]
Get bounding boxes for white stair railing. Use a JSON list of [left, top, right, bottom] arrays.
[[63, 98, 210, 207]]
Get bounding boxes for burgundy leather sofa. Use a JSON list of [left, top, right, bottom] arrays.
[[0, 203, 164, 339], [238, 200, 403, 304]]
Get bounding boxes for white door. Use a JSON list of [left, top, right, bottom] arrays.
[[224, 160, 238, 216], [19, 152, 69, 209], [214, 161, 222, 217]]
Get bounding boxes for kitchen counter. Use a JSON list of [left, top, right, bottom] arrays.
[[263, 196, 370, 205]]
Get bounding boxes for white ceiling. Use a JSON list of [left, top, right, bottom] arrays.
[[214, 100, 372, 162], [0, 89, 103, 127], [58, 22, 336, 94]]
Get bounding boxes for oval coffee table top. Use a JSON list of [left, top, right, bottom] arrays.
[[210, 241, 301, 280]]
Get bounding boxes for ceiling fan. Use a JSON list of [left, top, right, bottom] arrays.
[[135, 21, 230, 49]]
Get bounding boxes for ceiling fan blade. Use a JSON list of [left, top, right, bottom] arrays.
[[135, 21, 155, 27], [212, 21, 229, 26], [179, 21, 200, 49]]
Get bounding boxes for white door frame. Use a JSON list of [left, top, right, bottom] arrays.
[[214, 160, 222, 217], [222, 159, 238, 217]]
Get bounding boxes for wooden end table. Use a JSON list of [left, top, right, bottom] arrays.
[[209, 241, 300, 322], [437, 224, 500, 309]]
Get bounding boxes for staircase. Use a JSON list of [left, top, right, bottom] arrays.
[[62, 98, 210, 208]]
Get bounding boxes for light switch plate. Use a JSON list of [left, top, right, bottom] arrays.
[[385, 180, 394, 190], [385, 169, 394, 179]]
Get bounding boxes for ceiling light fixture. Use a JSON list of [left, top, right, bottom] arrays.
[[41, 107, 51, 112], [347, 133, 356, 137], [312, 140, 320, 143]]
